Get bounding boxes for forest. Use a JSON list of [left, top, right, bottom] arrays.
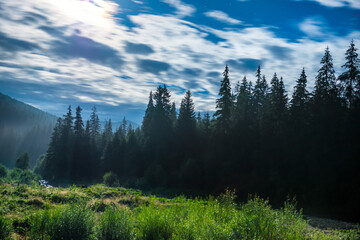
[[28, 40, 360, 222]]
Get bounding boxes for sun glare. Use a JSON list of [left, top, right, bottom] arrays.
[[50, 0, 119, 29]]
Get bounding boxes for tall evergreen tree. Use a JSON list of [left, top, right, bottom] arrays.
[[170, 102, 177, 128], [314, 47, 338, 104], [214, 65, 233, 134], [90, 106, 101, 140], [338, 40, 360, 108], [142, 91, 155, 140], [234, 76, 252, 127], [178, 90, 196, 134], [291, 68, 309, 113], [74, 106, 84, 136]]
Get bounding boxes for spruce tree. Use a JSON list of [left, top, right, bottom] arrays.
[[74, 106, 84, 136], [252, 66, 268, 116], [142, 91, 154, 140], [178, 90, 196, 134], [214, 65, 233, 134], [234, 76, 251, 126], [170, 102, 177, 128], [338, 40, 360, 108], [90, 106, 101, 140], [314, 46, 338, 104], [291, 68, 309, 111]]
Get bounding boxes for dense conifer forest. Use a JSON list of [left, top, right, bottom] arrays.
[[33, 41, 360, 221]]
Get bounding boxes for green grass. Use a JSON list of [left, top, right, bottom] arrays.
[[0, 183, 358, 240]]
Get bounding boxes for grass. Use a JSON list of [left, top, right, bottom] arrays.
[[0, 183, 358, 240]]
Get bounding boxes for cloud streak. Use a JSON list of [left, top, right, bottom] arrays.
[[204, 10, 242, 25]]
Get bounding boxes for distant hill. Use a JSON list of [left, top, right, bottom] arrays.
[[0, 92, 57, 168]]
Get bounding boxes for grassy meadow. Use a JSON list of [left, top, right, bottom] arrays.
[[0, 181, 359, 240]]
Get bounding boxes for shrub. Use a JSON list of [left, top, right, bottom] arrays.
[[0, 215, 12, 240], [19, 170, 41, 184], [9, 168, 22, 180], [98, 207, 134, 240], [103, 172, 119, 187]]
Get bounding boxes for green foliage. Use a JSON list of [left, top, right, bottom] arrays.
[[135, 205, 175, 240], [8, 168, 40, 184], [31, 204, 95, 240], [0, 183, 358, 240], [98, 207, 134, 240], [15, 152, 30, 170], [0, 163, 7, 179], [0, 215, 12, 240], [103, 171, 120, 187]]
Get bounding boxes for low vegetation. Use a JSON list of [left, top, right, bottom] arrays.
[[0, 179, 358, 240]]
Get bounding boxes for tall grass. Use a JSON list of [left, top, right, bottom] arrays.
[[30, 204, 95, 240], [97, 207, 134, 240]]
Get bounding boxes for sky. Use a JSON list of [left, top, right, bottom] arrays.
[[0, 0, 359, 124]]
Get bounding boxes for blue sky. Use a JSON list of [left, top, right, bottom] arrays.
[[0, 0, 359, 124]]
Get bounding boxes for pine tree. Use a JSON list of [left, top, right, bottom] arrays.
[[314, 46, 338, 104], [178, 90, 196, 133], [170, 102, 177, 128], [234, 76, 251, 126], [291, 68, 309, 114], [338, 40, 360, 108], [90, 106, 100, 140], [62, 105, 73, 135], [142, 91, 155, 140], [214, 65, 233, 134], [252, 66, 268, 115], [74, 106, 84, 136]]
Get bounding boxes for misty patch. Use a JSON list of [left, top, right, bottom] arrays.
[[267, 45, 293, 60], [125, 42, 154, 55], [137, 59, 171, 74], [0, 32, 39, 52], [225, 58, 262, 73], [51, 34, 124, 69]]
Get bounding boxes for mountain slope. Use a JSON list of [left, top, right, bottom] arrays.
[[0, 92, 57, 167]]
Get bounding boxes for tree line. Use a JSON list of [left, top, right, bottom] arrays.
[[37, 40, 360, 221]]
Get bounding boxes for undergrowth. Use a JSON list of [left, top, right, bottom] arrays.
[[0, 183, 358, 240]]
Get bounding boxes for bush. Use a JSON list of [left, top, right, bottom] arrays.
[[31, 204, 95, 240], [0, 163, 7, 179], [103, 172, 119, 187], [0, 215, 12, 240], [98, 207, 134, 240], [19, 170, 41, 184], [8, 168, 40, 184]]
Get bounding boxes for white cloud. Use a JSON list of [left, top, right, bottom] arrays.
[[160, 0, 196, 17], [299, 18, 326, 38], [299, 0, 360, 9], [204, 10, 242, 25]]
